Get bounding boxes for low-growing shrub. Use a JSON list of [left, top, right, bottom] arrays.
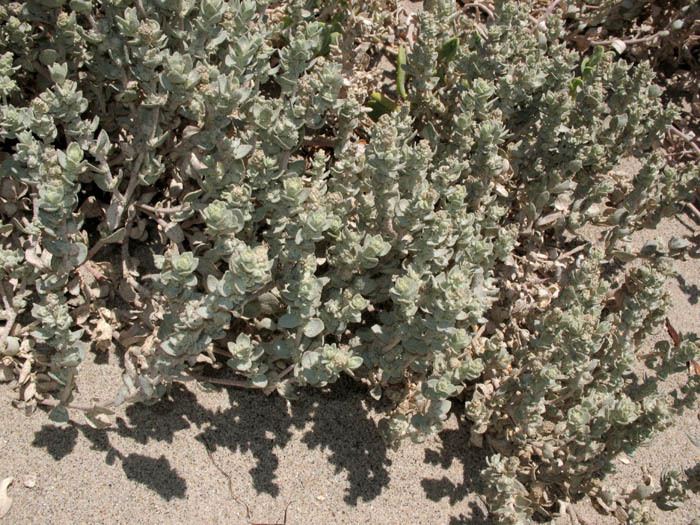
[[0, 0, 698, 522], [567, 0, 699, 73], [564, 0, 700, 164]]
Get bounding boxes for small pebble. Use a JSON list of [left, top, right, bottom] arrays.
[[23, 477, 36, 488]]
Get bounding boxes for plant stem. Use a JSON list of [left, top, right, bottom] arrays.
[[669, 125, 700, 156], [591, 32, 667, 46], [263, 364, 295, 396], [187, 372, 262, 389], [461, 2, 495, 20], [134, 202, 187, 215], [39, 398, 112, 412]]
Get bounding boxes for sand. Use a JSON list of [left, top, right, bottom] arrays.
[[1, 363, 489, 524]]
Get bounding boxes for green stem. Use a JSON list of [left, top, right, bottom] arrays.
[[396, 46, 408, 100]]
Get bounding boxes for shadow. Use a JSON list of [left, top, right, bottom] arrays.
[[298, 376, 391, 504], [196, 375, 391, 502], [32, 416, 188, 500], [79, 425, 121, 465], [421, 412, 491, 523], [120, 385, 201, 445], [31, 375, 391, 504], [195, 387, 297, 497], [92, 349, 111, 365], [32, 425, 79, 460], [676, 274, 700, 305], [121, 453, 187, 500], [449, 501, 491, 525]]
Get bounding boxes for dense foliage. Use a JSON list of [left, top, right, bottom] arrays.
[[0, 0, 698, 522]]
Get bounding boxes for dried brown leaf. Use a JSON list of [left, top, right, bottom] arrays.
[[92, 318, 113, 351], [666, 318, 681, 347], [0, 477, 13, 518], [688, 359, 700, 376], [20, 381, 36, 402], [84, 406, 115, 430], [17, 359, 31, 385]]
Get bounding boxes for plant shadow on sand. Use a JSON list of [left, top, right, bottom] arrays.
[[30, 376, 392, 505], [30, 374, 491, 522], [420, 408, 491, 525]]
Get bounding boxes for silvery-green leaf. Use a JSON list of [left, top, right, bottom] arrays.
[[48, 405, 69, 425], [279, 313, 301, 329], [71, 242, 88, 266], [301, 351, 319, 369], [347, 356, 363, 370], [668, 237, 690, 251], [303, 318, 324, 338], [101, 228, 126, 244], [105, 200, 123, 231], [251, 374, 268, 388], [164, 223, 184, 243]]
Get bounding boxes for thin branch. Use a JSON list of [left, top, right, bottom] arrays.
[[134, 202, 187, 215], [559, 243, 588, 260], [303, 136, 337, 149], [189, 363, 295, 397], [263, 364, 295, 396], [120, 216, 148, 304], [135, 0, 147, 19], [684, 201, 700, 224], [38, 398, 111, 413], [115, 107, 159, 229], [669, 125, 700, 156], [187, 372, 262, 389], [674, 212, 698, 234], [201, 434, 252, 520], [86, 237, 109, 261], [590, 31, 667, 46], [461, 2, 495, 20], [212, 347, 230, 358]]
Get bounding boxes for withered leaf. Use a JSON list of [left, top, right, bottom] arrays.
[[0, 477, 13, 518], [665, 318, 681, 347], [688, 359, 700, 376]]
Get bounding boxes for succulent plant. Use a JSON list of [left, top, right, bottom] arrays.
[[0, 1, 698, 523]]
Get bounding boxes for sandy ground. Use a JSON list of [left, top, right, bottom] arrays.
[[0, 214, 698, 525], [1, 362, 489, 524]]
